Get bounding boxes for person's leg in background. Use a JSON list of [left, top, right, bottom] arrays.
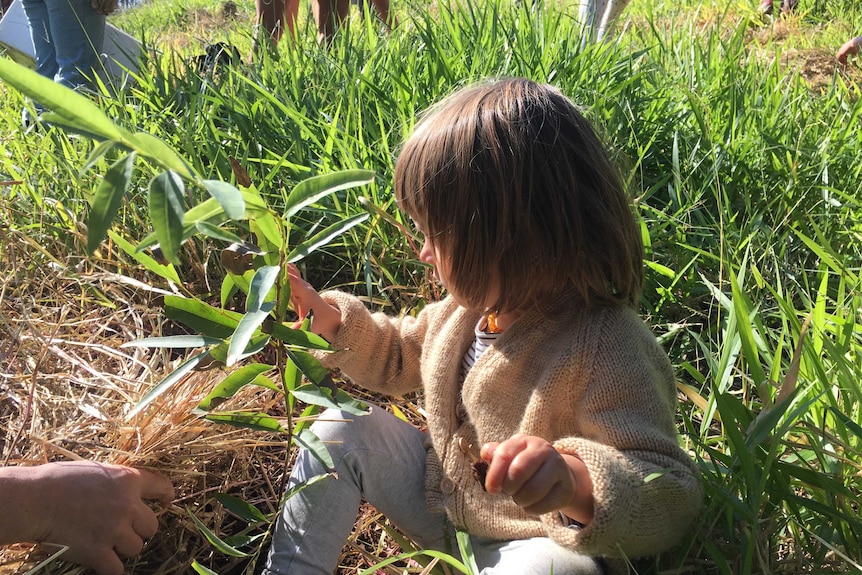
[[45, 0, 105, 89], [22, 0, 59, 83], [253, 0, 298, 53], [313, 0, 348, 44], [578, 0, 630, 44], [369, 0, 396, 31]]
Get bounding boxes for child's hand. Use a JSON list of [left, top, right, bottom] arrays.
[[481, 434, 594, 524], [287, 264, 342, 342]]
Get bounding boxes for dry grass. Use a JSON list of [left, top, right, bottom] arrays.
[[0, 227, 427, 575]]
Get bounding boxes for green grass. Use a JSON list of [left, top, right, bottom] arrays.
[[2, 0, 861, 572]]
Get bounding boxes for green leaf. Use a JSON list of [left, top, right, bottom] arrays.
[[121, 335, 223, 349], [247, 266, 280, 312], [293, 428, 335, 473], [197, 363, 279, 411], [226, 306, 274, 366], [214, 493, 269, 523], [357, 550, 470, 575], [187, 508, 249, 557], [190, 560, 221, 575], [203, 411, 285, 433], [202, 180, 246, 219], [125, 352, 209, 420], [456, 530, 480, 575], [149, 171, 187, 266], [79, 140, 116, 176], [250, 211, 284, 257], [164, 296, 242, 339], [283, 170, 374, 219], [127, 132, 196, 179], [195, 222, 245, 244], [286, 350, 368, 415], [221, 274, 239, 308], [729, 268, 767, 387], [268, 322, 332, 351], [286, 213, 370, 263], [0, 58, 125, 141], [87, 152, 136, 254], [292, 383, 369, 416], [109, 230, 181, 284], [280, 472, 329, 505]]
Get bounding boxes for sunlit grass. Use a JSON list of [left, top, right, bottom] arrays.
[[1, 0, 861, 572]]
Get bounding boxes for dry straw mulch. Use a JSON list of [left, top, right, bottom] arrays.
[[0, 229, 418, 575]]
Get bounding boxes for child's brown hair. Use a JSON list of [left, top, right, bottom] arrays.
[[395, 77, 643, 313]]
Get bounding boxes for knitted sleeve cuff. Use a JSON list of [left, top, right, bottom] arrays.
[[542, 437, 637, 557], [312, 290, 372, 368]]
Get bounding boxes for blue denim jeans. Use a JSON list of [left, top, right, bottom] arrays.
[[263, 406, 603, 575], [22, 0, 105, 91]]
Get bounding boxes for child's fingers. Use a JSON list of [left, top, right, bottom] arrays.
[[509, 459, 572, 515], [482, 435, 537, 495]]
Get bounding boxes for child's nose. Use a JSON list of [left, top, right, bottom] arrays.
[[419, 240, 434, 265]]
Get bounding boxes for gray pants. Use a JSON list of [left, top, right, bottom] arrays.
[[579, 0, 630, 43], [263, 406, 603, 575]]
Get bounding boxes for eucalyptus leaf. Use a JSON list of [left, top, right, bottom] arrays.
[[294, 428, 335, 473], [190, 560, 220, 575], [202, 180, 246, 219], [87, 152, 136, 254], [164, 296, 242, 339], [268, 322, 332, 351], [195, 222, 245, 244], [109, 230, 181, 284], [283, 170, 374, 219], [214, 493, 269, 523], [122, 335, 223, 349], [187, 508, 249, 557], [197, 363, 279, 411], [0, 58, 125, 141], [247, 266, 280, 312], [148, 171, 186, 265], [292, 383, 369, 416], [203, 411, 285, 433], [226, 305, 274, 366], [128, 131, 196, 179], [286, 213, 370, 263], [125, 352, 209, 420]]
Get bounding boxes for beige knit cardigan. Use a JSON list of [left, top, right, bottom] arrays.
[[315, 290, 702, 563]]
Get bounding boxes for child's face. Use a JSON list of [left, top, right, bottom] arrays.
[[417, 227, 500, 314], [418, 232, 450, 288]]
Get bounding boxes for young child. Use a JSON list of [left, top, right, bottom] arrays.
[[263, 78, 703, 575]]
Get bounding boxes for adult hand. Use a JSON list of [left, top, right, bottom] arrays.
[[91, 0, 118, 16], [20, 461, 174, 575], [837, 36, 862, 65], [481, 434, 593, 524], [287, 263, 342, 343]]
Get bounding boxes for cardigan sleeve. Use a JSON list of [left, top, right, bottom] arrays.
[[309, 291, 433, 397], [540, 309, 703, 559]]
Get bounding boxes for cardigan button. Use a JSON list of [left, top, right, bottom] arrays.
[[440, 477, 456, 494]]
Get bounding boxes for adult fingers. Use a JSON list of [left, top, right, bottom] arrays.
[[80, 548, 125, 575], [131, 503, 160, 540], [136, 469, 175, 503], [112, 529, 145, 559]]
